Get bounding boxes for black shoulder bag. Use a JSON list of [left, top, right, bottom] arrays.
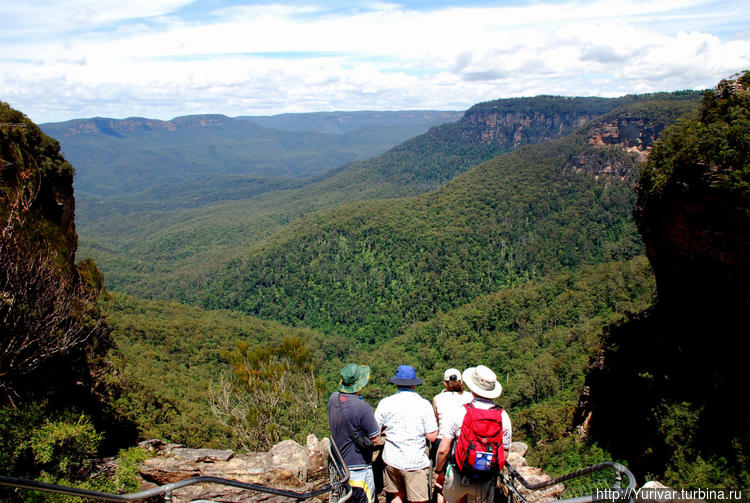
[[336, 392, 374, 451]]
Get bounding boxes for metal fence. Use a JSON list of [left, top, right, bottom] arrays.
[[500, 461, 636, 503], [0, 438, 351, 503]]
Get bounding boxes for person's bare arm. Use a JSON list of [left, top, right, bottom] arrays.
[[434, 436, 453, 489], [435, 436, 453, 472], [425, 429, 438, 443]]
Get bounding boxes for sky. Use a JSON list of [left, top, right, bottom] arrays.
[[1, 0, 749, 124]]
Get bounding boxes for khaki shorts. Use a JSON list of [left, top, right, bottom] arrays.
[[383, 464, 430, 502], [443, 464, 495, 503]]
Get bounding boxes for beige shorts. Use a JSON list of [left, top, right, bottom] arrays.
[[383, 464, 430, 502], [443, 464, 495, 503]]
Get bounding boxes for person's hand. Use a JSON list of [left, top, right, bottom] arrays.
[[434, 472, 445, 489]]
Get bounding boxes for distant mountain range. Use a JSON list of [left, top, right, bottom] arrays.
[[60, 93, 700, 313], [41, 111, 463, 198], [237, 110, 463, 134]]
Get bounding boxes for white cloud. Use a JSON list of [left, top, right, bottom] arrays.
[[1, 0, 749, 123]]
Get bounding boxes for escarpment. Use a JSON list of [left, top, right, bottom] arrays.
[[578, 72, 750, 488], [1, 101, 77, 263]]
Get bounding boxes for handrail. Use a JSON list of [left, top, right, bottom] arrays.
[[0, 437, 351, 502], [501, 461, 637, 503]]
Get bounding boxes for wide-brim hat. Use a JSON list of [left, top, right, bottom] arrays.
[[388, 364, 424, 386], [463, 365, 502, 399], [339, 363, 371, 393]]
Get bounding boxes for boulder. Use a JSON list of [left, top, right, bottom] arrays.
[[137, 438, 326, 503], [506, 451, 527, 467], [511, 466, 565, 503], [306, 434, 328, 483], [509, 441, 529, 457]]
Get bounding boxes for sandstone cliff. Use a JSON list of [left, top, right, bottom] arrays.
[[579, 72, 750, 489], [564, 100, 698, 181], [1, 101, 77, 264], [1, 101, 117, 435]]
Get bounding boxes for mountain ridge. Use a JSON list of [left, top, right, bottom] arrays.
[[186, 98, 699, 343], [75, 94, 700, 300]]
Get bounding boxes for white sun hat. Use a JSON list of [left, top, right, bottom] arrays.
[[462, 365, 502, 399]]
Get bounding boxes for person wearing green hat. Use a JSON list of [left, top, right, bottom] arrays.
[[329, 363, 381, 503]]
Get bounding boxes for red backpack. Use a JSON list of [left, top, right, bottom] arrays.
[[453, 403, 505, 481]]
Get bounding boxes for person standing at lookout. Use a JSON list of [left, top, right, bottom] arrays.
[[329, 363, 381, 503], [431, 368, 473, 503], [375, 365, 439, 503], [434, 365, 511, 503], [433, 368, 473, 437]]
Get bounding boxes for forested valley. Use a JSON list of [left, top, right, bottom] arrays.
[[2, 73, 748, 500]]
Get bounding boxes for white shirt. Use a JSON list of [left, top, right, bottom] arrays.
[[433, 390, 473, 438], [443, 397, 512, 450], [375, 389, 438, 470]]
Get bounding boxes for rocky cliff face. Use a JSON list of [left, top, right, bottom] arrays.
[[1, 101, 77, 262], [587, 116, 663, 152], [460, 109, 593, 147], [459, 100, 599, 149], [457, 94, 699, 153], [564, 101, 699, 181], [1, 102, 116, 433], [635, 76, 750, 303], [579, 72, 750, 488]]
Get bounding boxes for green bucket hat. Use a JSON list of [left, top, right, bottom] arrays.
[[339, 363, 371, 393]]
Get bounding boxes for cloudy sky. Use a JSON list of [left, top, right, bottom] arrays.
[[2, 0, 749, 123]]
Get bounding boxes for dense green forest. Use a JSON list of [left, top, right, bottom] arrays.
[[76, 94, 699, 304], [190, 99, 699, 345], [5, 73, 748, 501], [105, 257, 655, 459]]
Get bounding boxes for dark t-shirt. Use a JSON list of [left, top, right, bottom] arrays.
[[328, 391, 380, 469]]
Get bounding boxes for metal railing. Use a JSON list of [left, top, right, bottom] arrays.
[[0, 438, 351, 503], [500, 461, 637, 503]]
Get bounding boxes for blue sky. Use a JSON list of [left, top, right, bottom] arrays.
[[1, 0, 748, 123]]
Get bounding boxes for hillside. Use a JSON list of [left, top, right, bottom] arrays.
[[105, 257, 655, 455], [104, 293, 327, 449], [188, 98, 699, 345], [582, 72, 750, 490], [74, 93, 700, 299], [41, 111, 462, 199]]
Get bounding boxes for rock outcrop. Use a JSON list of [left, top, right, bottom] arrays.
[[579, 72, 750, 489], [501, 441, 566, 503], [564, 100, 699, 181], [135, 435, 329, 503], [130, 438, 576, 503]]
